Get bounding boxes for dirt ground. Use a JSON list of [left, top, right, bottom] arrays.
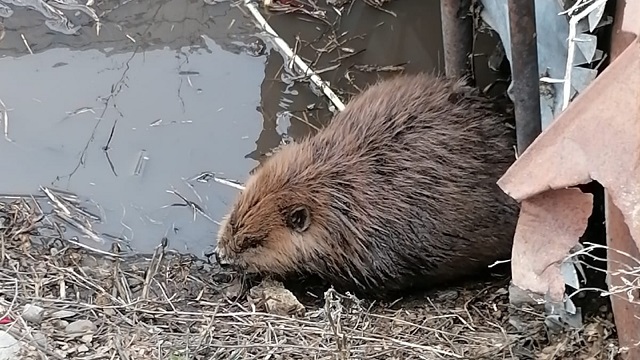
[[0, 199, 623, 359]]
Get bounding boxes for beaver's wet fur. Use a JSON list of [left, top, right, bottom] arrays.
[[214, 73, 519, 297]]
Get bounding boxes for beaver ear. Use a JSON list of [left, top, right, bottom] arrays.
[[286, 206, 311, 232]]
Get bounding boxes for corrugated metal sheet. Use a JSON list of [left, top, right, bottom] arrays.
[[479, 0, 609, 129]]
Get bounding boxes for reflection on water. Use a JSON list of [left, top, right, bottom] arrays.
[[0, 0, 500, 257], [256, 0, 501, 161], [0, 0, 266, 256]]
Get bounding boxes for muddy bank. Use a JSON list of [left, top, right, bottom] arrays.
[[0, 199, 622, 359]]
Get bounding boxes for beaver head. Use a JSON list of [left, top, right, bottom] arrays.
[[213, 142, 355, 278]]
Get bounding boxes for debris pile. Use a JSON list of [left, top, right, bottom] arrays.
[[0, 199, 621, 359]]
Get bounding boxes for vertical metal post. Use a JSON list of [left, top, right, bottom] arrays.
[[507, 0, 542, 155], [440, 0, 473, 81]]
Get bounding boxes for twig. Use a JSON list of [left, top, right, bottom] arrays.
[[0, 97, 11, 142], [242, 0, 346, 112], [561, 0, 608, 110], [20, 34, 33, 55]]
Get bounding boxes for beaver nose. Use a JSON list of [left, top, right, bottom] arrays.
[[213, 247, 232, 268]]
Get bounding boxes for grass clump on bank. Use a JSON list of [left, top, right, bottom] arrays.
[[0, 198, 620, 359]]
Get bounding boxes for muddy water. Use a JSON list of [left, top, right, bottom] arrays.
[[0, 0, 500, 257]]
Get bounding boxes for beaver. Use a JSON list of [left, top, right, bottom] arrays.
[[213, 72, 520, 297]]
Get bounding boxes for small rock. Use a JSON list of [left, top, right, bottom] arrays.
[[249, 279, 305, 317], [127, 278, 142, 288], [223, 282, 244, 300], [80, 256, 99, 268], [52, 320, 69, 330], [494, 287, 509, 296], [212, 272, 233, 283], [0, 331, 20, 360], [508, 283, 544, 308], [54, 349, 66, 358], [22, 304, 45, 324], [326, 0, 350, 6], [77, 344, 89, 353], [32, 331, 48, 350], [80, 334, 93, 344], [508, 315, 527, 332], [65, 320, 97, 336], [50, 310, 76, 319], [435, 290, 459, 301]]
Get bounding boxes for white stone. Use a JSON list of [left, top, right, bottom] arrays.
[[50, 310, 76, 319], [0, 331, 20, 360], [22, 304, 45, 324], [65, 320, 96, 336]]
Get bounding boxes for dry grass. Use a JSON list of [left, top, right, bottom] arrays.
[[0, 198, 622, 359]]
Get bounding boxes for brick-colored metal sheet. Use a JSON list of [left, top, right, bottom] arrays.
[[605, 2, 640, 357], [510, 189, 592, 303], [606, 193, 640, 358], [497, 36, 640, 244], [497, 9, 640, 357]]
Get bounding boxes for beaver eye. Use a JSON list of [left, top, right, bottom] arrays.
[[243, 236, 264, 250], [286, 206, 311, 233]]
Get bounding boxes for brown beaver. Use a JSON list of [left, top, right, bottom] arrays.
[[213, 73, 519, 297]]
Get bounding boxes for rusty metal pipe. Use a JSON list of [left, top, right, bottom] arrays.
[[507, 0, 542, 154], [440, 0, 473, 81]]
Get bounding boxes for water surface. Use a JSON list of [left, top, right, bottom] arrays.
[[0, 0, 500, 257]]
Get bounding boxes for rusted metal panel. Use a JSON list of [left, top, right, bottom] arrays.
[[510, 189, 593, 303], [604, 2, 640, 357], [496, 12, 640, 352], [606, 193, 640, 359], [507, 0, 542, 154], [440, 0, 473, 80], [497, 38, 640, 208]]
